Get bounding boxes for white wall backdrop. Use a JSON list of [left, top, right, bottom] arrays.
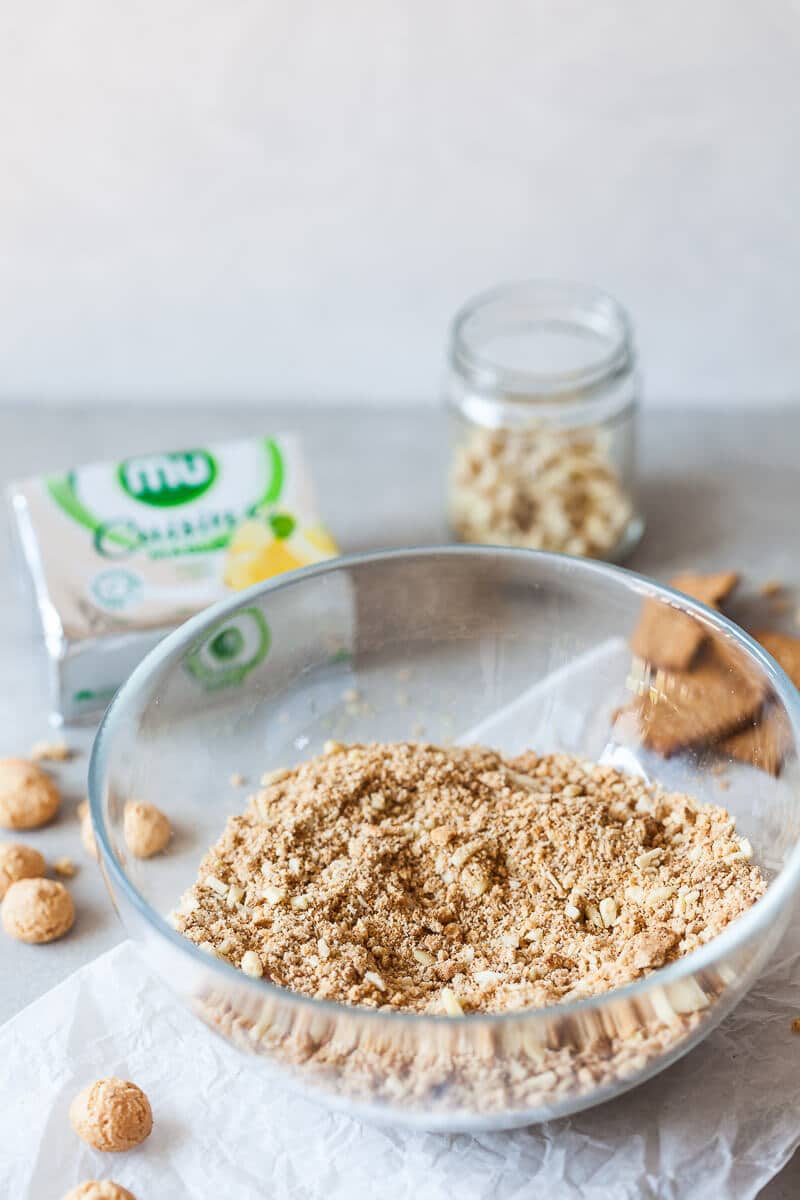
[[1, 0, 799, 406]]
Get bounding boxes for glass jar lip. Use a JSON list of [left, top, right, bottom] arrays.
[[450, 280, 635, 404]]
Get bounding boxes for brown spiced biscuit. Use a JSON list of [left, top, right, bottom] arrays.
[[717, 631, 800, 774], [754, 630, 800, 685], [630, 571, 739, 672], [720, 710, 791, 776], [670, 571, 741, 609], [621, 638, 767, 757]]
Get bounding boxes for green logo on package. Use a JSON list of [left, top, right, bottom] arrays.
[[185, 608, 270, 690], [118, 450, 217, 507]]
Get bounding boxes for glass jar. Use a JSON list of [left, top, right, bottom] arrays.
[[445, 281, 643, 561]]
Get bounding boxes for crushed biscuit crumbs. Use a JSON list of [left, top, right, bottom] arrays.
[[174, 742, 766, 1016], [53, 857, 78, 878], [29, 739, 73, 763]]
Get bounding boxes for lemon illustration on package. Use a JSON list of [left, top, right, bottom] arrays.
[[224, 512, 339, 590], [10, 433, 339, 720]]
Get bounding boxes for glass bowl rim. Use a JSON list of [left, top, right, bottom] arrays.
[[89, 545, 800, 1029]]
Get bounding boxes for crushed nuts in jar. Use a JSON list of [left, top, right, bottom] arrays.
[[445, 282, 644, 560]]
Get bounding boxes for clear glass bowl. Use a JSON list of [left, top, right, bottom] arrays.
[[89, 548, 800, 1132]]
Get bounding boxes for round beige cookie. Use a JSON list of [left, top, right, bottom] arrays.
[[69, 1078, 153, 1152], [63, 1183, 136, 1200], [0, 841, 45, 899], [123, 801, 171, 858], [1, 877, 75, 943], [0, 758, 60, 830]]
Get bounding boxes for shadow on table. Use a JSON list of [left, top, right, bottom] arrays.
[[630, 474, 727, 570]]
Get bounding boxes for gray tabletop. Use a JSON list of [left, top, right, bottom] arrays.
[[1, 401, 798, 1197]]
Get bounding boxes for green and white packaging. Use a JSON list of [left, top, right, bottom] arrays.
[[10, 434, 341, 722]]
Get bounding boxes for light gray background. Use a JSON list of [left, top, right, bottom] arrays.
[[2, 0, 800, 406], [2, 1, 799, 1189], [1, 402, 799, 1196]]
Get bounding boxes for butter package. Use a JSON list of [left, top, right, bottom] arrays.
[[10, 434, 339, 722]]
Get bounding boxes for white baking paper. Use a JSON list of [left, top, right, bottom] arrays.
[[1, 933, 800, 1200], [2, 638, 800, 1199]]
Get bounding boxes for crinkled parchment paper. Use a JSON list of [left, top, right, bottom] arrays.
[[1, 933, 799, 1200], [2, 637, 799, 1199]]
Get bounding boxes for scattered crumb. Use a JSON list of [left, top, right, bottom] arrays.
[[69, 1078, 153, 1152], [174, 742, 765, 1016], [760, 580, 783, 597], [396, 668, 412, 683], [410, 722, 426, 738], [396, 690, 409, 707], [229, 773, 247, 787], [30, 739, 73, 762], [792, 1018, 800, 1034], [342, 688, 360, 704], [53, 856, 78, 879]]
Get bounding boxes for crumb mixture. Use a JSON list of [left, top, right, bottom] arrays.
[[175, 742, 765, 1015]]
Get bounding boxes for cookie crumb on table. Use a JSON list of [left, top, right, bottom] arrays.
[[792, 1018, 800, 1035], [54, 856, 78, 879], [30, 739, 73, 762], [1, 877, 75, 943], [123, 801, 172, 859], [174, 741, 765, 1015], [0, 758, 61, 830], [69, 1078, 153, 1152], [0, 841, 45, 899]]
